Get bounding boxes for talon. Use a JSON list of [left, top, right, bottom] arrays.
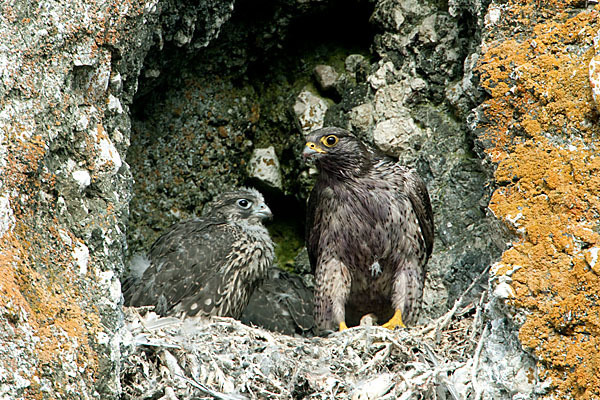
[[381, 309, 406, 329], [339, 321, 348, 331]]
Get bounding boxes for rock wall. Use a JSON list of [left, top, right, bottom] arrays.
[[0, 0, 232, 398], [1, 0, 599, 398], [474, 2, 600, 398]]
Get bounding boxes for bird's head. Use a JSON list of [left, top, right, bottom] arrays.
[[203, 188, 272, 223], [302, 127, 371, 178]]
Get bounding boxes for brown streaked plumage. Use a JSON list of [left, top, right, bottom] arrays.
[[124, 188, 274, 320], [303, 127, 434, 332]]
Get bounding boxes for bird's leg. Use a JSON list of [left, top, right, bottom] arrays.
[[381, 309, 406, 329], [315, 258, 351, 332], [387, 264, 423, 329]]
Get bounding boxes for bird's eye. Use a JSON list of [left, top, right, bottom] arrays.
[[236, 199, 252, 209], [321, 135, 339, 147]]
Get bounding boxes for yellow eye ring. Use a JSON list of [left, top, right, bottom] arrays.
[[321, 135, 339, 147]]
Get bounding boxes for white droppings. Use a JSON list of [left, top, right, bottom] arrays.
[[96, 137, 122, 173], [72, 169, 91, 191], [0, 194, 14, 237], [587, 247, 599, 269], [58, 229, 72, 246], [96, 331, 110, 346], [97, 270, 121, 306], [72, 241, 90, 275], [107, 94, 123, 114], [505, 212, 523, 227], [12, 372, 31, 390], [493, 282, 515, 299], [484, 5, 502, 27], [75, 113, 90, 131], [491, 262, 521, 277]]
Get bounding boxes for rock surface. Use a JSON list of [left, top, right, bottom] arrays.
[[0, 1, 156, 398], [473, 2, 600, 398], [0, 0, 234, 398], [248, 146, 283, 189], [1, 0, 598, 399]]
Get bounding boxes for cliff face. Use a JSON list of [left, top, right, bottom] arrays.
[[474, 2, 600, 398], [0, 2, 144, 397], [1, 0, 598, 399], [0, 1, 231, 398]]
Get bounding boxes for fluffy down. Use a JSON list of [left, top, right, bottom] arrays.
[[124, 188, 274, 320]]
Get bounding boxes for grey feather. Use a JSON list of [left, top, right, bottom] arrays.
[[124, 188, 275, 320]]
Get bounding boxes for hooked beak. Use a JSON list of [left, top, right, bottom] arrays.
[[254, 204, 273, 220], [302, 141, 326, 159]]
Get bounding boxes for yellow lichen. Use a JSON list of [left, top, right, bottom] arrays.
[[478, 2, 600, 398]]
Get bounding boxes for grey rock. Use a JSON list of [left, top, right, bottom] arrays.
[[368, 60, 399, 90], [248, 146, 283, 189], [313, 65, 340, 92], [0, 0, 237, 398], [373, 116, 423, 157], [475, 263, 543, 399], [349, 103, 375, 132], [374, 81, 425, 119], [127, 76, 257, 254], [345, 54, 367, 74], [446, 52, 483, 116], [293, 89, 329, 133], [0, 0, 547, 398]]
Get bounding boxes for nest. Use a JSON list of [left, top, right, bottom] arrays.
[[121, 275, 489, 400]]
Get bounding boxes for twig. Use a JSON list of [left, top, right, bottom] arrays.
[[420, 265, 490, 338], [437, 265, 490, 334], [357, 343, 392, 374], [175, 373, 248, 400], [248, 382, 284, 399], [251, 365, 288, 396], [469, 292, 487, 344], [471, 324, 488, 400]]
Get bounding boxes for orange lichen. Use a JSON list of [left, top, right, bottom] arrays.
[[0, 0, 153, 396], [478, 2, 600, 398], [0, 199, 102, 397]]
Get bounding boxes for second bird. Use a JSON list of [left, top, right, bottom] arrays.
[[124, 188, 274, 320], [303, 127, 434, 332]]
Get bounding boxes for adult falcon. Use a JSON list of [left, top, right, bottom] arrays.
[[303, 127, 434, 331], [124, 188, 274, 320]]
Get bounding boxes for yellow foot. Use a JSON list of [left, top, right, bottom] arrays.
[[339, 321, 348, 331], [381, 309, 406, 329]]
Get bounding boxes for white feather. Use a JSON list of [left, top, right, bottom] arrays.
[[129, 253, 151, 280]]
